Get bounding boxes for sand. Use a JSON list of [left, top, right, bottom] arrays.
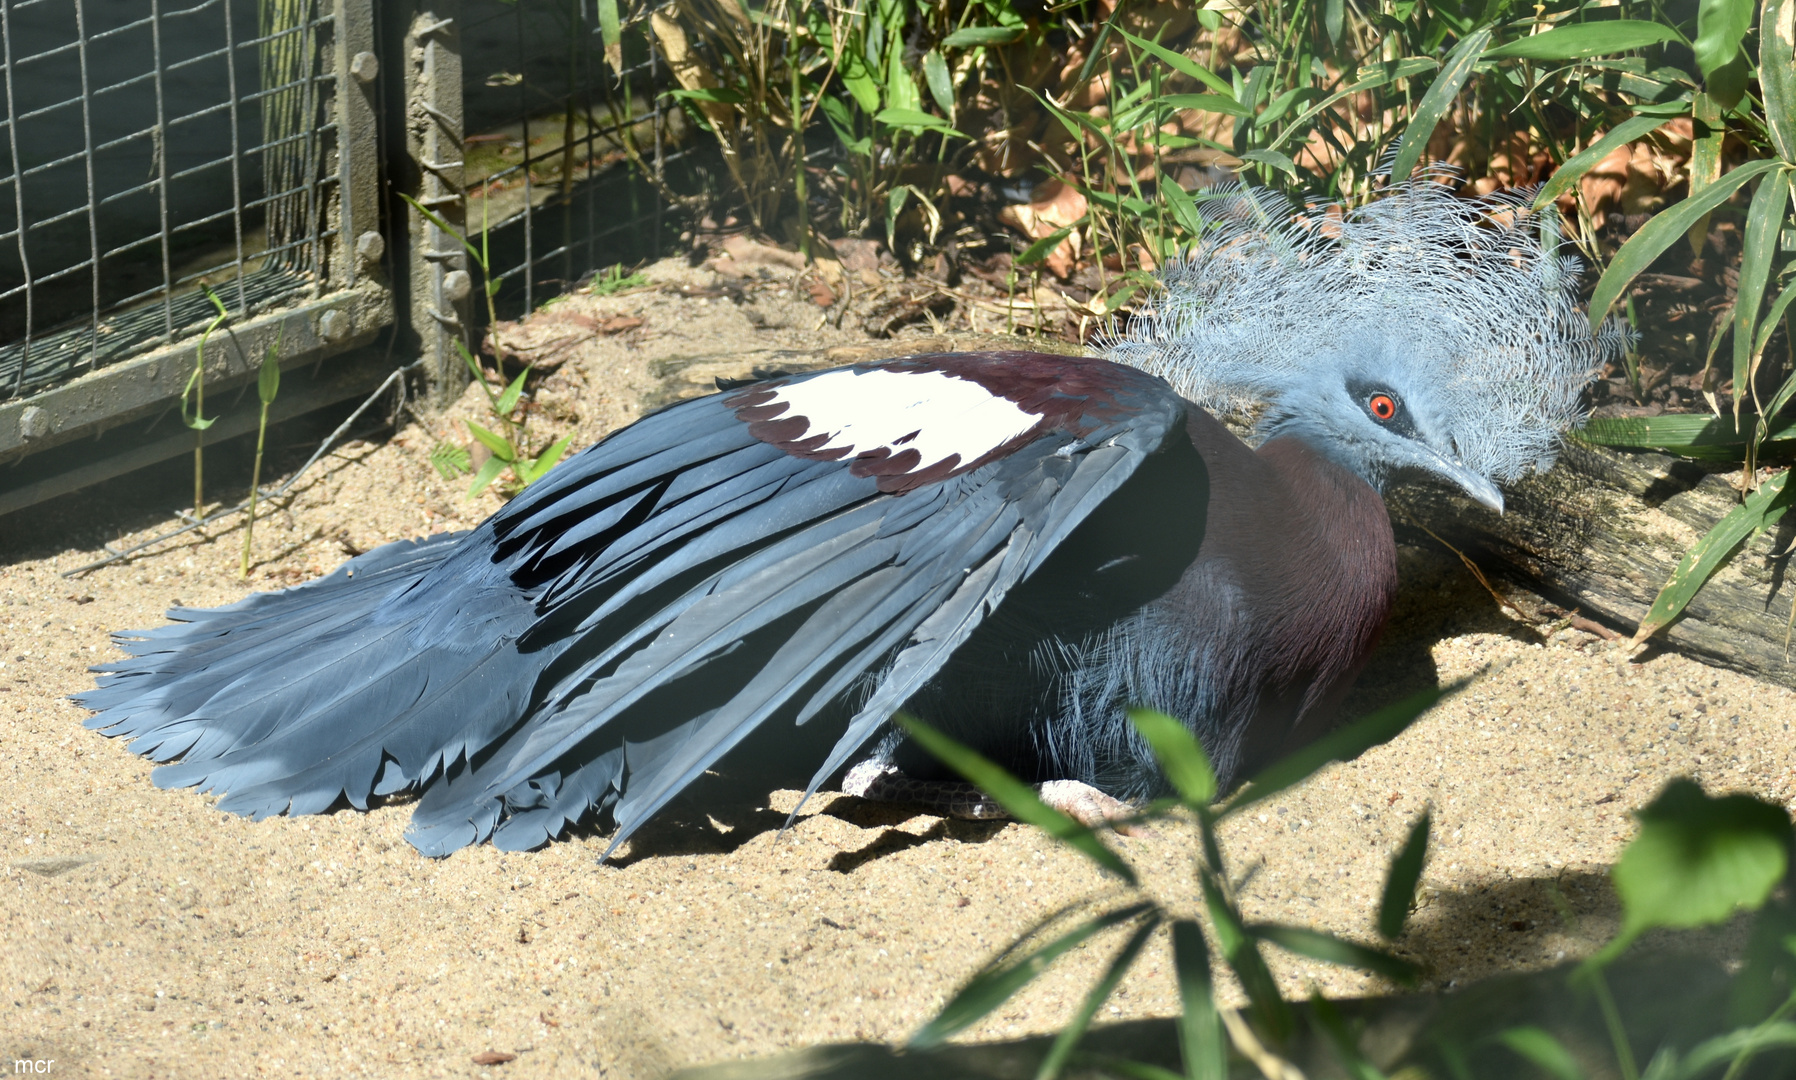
[[4, 258, 1792, 1079]]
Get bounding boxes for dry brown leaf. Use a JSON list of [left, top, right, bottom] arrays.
[[997, 179, 1087, 279]]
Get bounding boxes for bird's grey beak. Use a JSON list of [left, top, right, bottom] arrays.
[[1418, 449, 1505, 514]]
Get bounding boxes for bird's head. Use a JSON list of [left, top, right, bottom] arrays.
[[1102, 176, 1630, 512]]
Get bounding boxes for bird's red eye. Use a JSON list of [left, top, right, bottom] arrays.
[[1368, 394, 1397, 421]]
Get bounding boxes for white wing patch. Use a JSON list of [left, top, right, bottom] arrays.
[[768, 368, 1040, 469]]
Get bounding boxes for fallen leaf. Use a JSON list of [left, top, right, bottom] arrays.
[[597, 315, 644, 334], [471, 1051, 517, 1065]]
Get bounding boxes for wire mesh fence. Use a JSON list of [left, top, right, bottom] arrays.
[[0, 0, 340, 404], [459, 0, 692, 321]]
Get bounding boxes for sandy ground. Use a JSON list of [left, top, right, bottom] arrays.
[[3, 257, 1793, 1079]]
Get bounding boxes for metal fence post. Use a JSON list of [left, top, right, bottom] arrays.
[[332, 0, 380, 292], [398, 4, 468, 406]]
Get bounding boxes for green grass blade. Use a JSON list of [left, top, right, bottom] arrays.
[[1589, 158, 1783, 331], [1378, 809, 1432, 940], [1633, 470, 1794, 641], [1170, 919, 1226, 1080], [908, 902, 1156, 1049], [1388, 27, 1490, 184], [1535, 115, 1671, 207], [895, 715, 1137, 884], [1116, 26, 1235, 97], [1035, 914, 1162, 1080], [1248, 923, 1418, 984], [1732, 169, 1793, 419], [1220, 681, 1462, 820], [1126, 707, 1216, 806], [1764, 0, 1796, 160], [1483, 20, 1678, 60], [1499, 1027, 1589, 1080]]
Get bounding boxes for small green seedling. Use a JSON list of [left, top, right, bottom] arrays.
[[240, 324, 284, 579]]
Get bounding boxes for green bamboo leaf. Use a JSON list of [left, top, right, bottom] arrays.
[[1693, 0, 1755, 79], [874, 106, 968, 137], [1379, 809, 1432, 940], [1203, 873, 1290, 1040], [525, 434, 575, 482], [257, 351, 280, 406], [1590, 779, 1792, 968], [1499, 1027, 1588, 1080], [1266, 58, 1438, 152], [400, 193, 485, 268], [1116, 27, 1235, 97], [908, 902, 1156, 1049], [1324, 0, 1344, 45], [1633, 469, 1793, 641], [429, 442, 471, 480], [495, 367, 530, 416], [1306, 990, 1387, 1080], [1035, 914, 1162, 1080], [1483, 20, 1678, 61], [1674, 1022, 1796, 1078], [922, 49, 953, 116], [840, 56, 881, 115], [1073, 1060, 1185, 1080], [1588, 158, 1783, 331], [1577, 414, 1765, 457], [1161, 92, 1252, 117], [1388, 27, 1491, 185], [1248, 923, 1418, 984], [1733, 169, 1793, 419], [1240, 148, 1299, 178], [1170, 920, 1226, 1080], [667, 86, 745, 105], [1764, 0, 1796, 161], [1752, 288, 1796, 401], [466, 454, 508, 498], [1126, 707, 1216, 806], [1687, 94, 1725, 257], [1535, 114, 1671, 207], [1161, 179, 1207, 236], [895, 715, 1137, 884], [1015, 224, 1078, 267], [941, 25, 1022, 48], [594, 0, 620, 65], [465, 419, 517, 462], [1220, 681, 1460, 819]]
